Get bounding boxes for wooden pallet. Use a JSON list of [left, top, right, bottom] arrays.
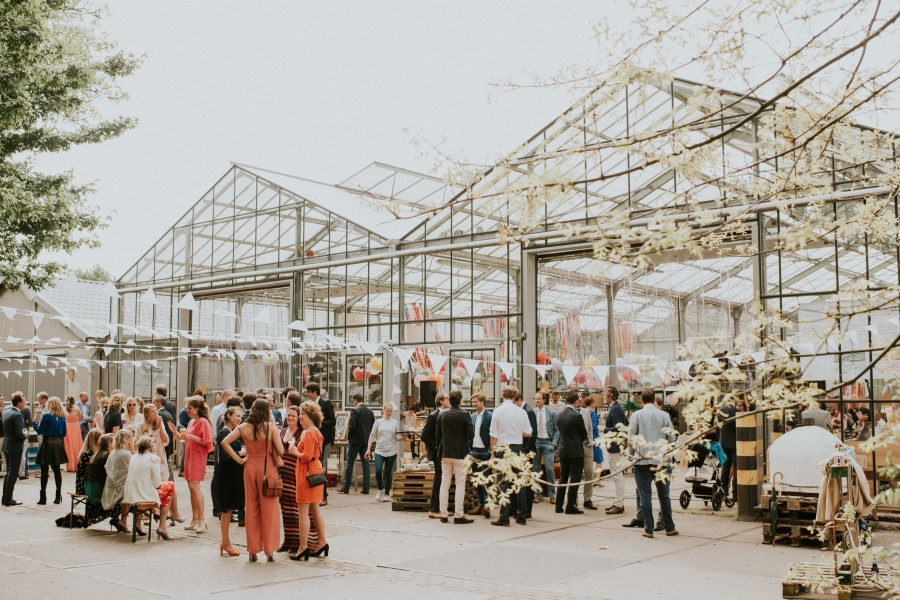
[[391, 470, 477, 512], [783, 562, 888, 599], [757, 496, 820, 523], [764, 522, 842, 548]]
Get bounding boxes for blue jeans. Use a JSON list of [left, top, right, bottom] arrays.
[[468, 449, 491, 507], [374, 454, 396, 492], [633, 464, 675, 534], [532, 439, 556, 500], [343, 443, 370, 491]]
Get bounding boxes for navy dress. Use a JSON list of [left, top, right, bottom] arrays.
[[212, 427, 244, 511]]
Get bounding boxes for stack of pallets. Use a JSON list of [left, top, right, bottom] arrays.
[[391, 469, 477, 513], [757, 495, 840, 547]]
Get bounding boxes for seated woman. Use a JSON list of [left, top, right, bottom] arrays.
[[84, 433, 125, 531], [124, 435, 173, 540], [102, 430, 136, 535]]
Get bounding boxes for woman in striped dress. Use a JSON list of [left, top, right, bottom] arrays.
[[278, 406, 304, 554]]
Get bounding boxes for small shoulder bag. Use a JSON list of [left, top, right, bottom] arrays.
[[262, 423, 283, 497], [306, 430, 327, 488]]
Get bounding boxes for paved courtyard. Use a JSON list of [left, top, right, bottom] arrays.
[[1, 467, 887, 599]]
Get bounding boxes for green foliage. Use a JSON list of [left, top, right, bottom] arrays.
[[0, 0, 140, 291], [74, 263, 113, 282]]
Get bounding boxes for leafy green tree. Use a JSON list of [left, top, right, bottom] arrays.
[[75, 264, 113, 282], [0, 1, 140, 291]]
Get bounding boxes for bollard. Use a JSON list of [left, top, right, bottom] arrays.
[[736, 413, 759, 521]]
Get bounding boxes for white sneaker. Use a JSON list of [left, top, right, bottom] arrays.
[[382, 491, 391, 502], [375, 490, 383, 501]]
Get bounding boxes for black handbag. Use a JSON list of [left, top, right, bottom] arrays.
[[306, 431, 327, 488]]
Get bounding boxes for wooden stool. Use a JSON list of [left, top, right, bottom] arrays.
[[131, 502, 157, 543], [68, 492, 88, 529]]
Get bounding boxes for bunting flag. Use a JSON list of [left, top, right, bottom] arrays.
[[561, 365, 581, 383], [252, 307, 272, 325], [674, 360, 692, 375], [460, 358, 481, 376], [35, 355, 48, 366], [427, 353, 446, 373], [357, 341, 381, 356], [750, 351, 765, 363], [592, 365, 609, 384], [530, 364, 550, 378], [288, 320, 308, 332], [103, 282, 121, 299], [393, 347, 415, 371], [31, 312, 44, 330], [140, 288, 157, 304], [235, 350, 248, 360], [178, 292, 198, 311], [2, 307, 16, 320], [495, 361, 515, 380]]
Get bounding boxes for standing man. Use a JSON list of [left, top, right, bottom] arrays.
[[211, 389, 235, 437], [547, 390, 565, 415], [157, 384, 175, 419], [629, 388, 678, 538], [421, 392, 450, 519], [436, 390, 475, 524], [18, 394, 33, 480], [467, 393, 492, 518], [578, 395, 598, 510], [2, 393, 27, 506], [603, 386, 628, 515], [338, 393, 375, 495], [556, 391, 587, 515], [76, 392, 91, 440], [307, 382, 335, 506], [514, 393, 538, 517], [532, 391, 558, 504], [489, 386, 532, 527], [717, 399, 737, 500]]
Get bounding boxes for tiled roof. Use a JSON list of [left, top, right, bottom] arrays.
[[36, 278, 113, 339]]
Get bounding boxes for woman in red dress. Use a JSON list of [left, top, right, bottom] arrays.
[[167, 396, 213, 532], [289, 402, 328, 561]]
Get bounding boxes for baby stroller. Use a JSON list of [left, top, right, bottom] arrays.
[[678, 442, 735, 512]]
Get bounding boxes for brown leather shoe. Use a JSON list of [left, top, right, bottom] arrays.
[[481, 508, 491, 518], [666, 529, 679, 537], [490, 519, 510, 527], [335, 488, 349, 494], [605, 505, 625, 515], [360, 489, 369, 495], [428, 511, 442, 519], [468, 507, 482, 516], [642, 532, 654, 538]]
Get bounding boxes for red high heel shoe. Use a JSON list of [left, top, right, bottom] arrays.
[[219, 543, 240, 557]]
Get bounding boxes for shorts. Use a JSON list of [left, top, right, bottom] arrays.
[[157, 481, 175, 507]]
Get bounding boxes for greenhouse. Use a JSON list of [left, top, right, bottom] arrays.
[[107, 77, 898, 461]]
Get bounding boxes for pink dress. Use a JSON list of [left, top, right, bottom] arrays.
[[243, 434, 281, 555], [183, 418, 213, 481], [64, 414, 83, 472]]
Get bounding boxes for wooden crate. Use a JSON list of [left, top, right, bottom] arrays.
[[756, 496, 820, 524], [391, 469, 477, 512], [783, 562, 887, 599]]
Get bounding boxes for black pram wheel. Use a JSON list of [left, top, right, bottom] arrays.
[[712, 490, 724, 512], [679, 490, 691, 509], [725, 496, 735, 508]]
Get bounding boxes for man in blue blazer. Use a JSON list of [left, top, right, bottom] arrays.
[[2, 393, 28, 506], [532, 391, 559, 503], [467, 393, 492, 517]]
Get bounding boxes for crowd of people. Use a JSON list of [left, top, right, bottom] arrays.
[[1, 378, 689, 557]]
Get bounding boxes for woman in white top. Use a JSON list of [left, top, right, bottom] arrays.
[[124, 436, 173, 540], [123, 397, 144, 431], [136, 404, 186, 525], [102, 430, 135, 534], [365, 404, 403, 501]]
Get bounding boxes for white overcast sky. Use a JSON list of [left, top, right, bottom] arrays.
[[38, 1, 613, 278]]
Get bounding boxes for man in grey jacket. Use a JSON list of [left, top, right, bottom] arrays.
[[628, 388, 678, 538]]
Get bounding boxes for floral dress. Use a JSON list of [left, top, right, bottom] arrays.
[[75, 450, 120, 527]]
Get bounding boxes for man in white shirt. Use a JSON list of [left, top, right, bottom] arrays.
[[76, 391, 91, 440], [467, 394, 492, 517], [210, 390, 232, 436], [489, 386, 532, 526], [547, 390, 565, 415]]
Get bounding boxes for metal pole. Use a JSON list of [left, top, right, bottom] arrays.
[[736, 412, 760, 521]]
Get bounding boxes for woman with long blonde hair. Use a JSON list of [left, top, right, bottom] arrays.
[[123, 397, 144, 430], [35, 397, 68, 505]]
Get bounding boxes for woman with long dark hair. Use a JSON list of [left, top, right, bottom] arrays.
[[35, 397, 68, 505], [168, 396, 213, 532], [277, 406, 303, 554], [84, 433, 126, 531], [213, 407, 245, 557], [221, 398, 284, 562]]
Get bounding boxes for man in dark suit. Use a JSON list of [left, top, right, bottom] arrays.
[[306, 382, 335, 505], [467, 393, 492, 517], [338, 393, 375, 495], [421, 392, 450, 518], [153, 396, 176, 478], [17, 398, 32, 480], [514, 393, 538, 517], [2, 393, 28, 506], [603, 386, 628, 515], [435, 390, 475, 523], [555, 391, 587, 515]]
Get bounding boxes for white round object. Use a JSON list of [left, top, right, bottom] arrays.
[[768, 426, 841, 490]]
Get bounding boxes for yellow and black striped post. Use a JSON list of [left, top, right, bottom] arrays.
[[736, 413, 759, 521]]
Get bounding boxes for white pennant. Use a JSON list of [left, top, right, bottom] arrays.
[[427, 353, 446, 373], [357, 341, 381, 356], [252, 307, 272, 324], [750, 351, 765, 363], [235, 350, 248, 361], [103, 282, 121, 299], [47, 368, 56, 376], [847, 329, 860, 347], [393, 347, 415, 371], [460, 358, 481, 376], [495, 361, 515, 380], [21, 286, 35, 300], [35, 355, 48, 366], [287, 320, 308, 332], [561, 365, 581, 383], [140, 288, 157, 304], [592, 365, 609, 384], [147, 359, 158, 368], [1, 307, 16, 320], [102, 346, 113, 356], [178, 292, 198, 311]]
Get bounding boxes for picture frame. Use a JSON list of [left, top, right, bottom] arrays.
[[334, 410, 350, 440]]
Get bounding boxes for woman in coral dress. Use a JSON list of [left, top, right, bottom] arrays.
[[221, 397, 284, 562], [64, 397, 84, 472], [288, 401, 328, 561], [167, 396, 213, 532]]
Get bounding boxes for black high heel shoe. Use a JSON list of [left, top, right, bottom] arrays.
[[289, 548, 311, 562], [134, 525, 146, 537], [53, 491, 62, 505], [310, 543, 329, 558]]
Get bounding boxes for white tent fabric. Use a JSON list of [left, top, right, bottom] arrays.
[[768, 426, 842, 490]]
